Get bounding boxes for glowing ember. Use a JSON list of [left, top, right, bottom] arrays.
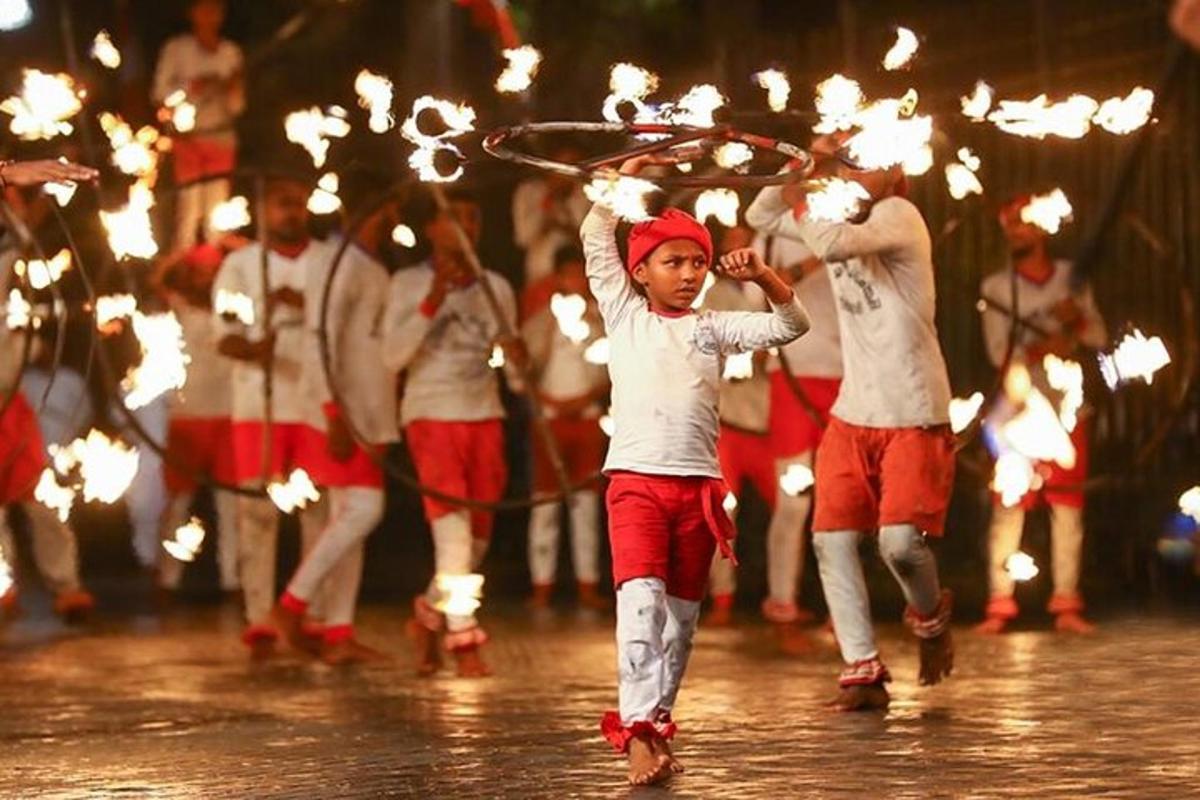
[[991, 451, 1037, 508], [987, 94, 1099, 140], [163, 89, 196, 133], [1043, 354, 1083, 432], [584, 173, 659, 222], [949, 391, 985, 434], [602, 62, 659, 122], [843, 90, 933, 174], [1000, 388, 1077, 469], [434, 573, 484, 617], [94, 294, 137, 327], [1, 69, 84, 141], [101, 181, 159, 260], [712, 142, 753, 170], [51, 429, 140, 504], [1004, 550, 1040, 582], [408, 143, 465, 183], [91, 29, 121, 69], [583, 337, 610, 366], [694, 188, 739, 227], [1179, 486, 1200, 523], [882, 26, 919, 71], [285, 106, 351, 168], [1093, 87, 1155, 135], [495, 45, 542, 94], [779, 463, 815, 496], [268, 468, 321, 513], [99, 112, 161, 178], [5, 288, 32, 330], [945, 162, 983, 200], [401, 96, 476, 148], [209, 195, 251, 232], [671, 84, 726, 128], [121, 311, 190, 410], [813, 74, 864, 134], [163, 517, 205, 563], [488, 344, 506, 369], [215, 289, 255, 325], [307, 172, 342, 214], [354, 69, 394, 133], [14, 249, 71, 290], [722, 351, 754, 382], [806, 178, 871, 223], [550, 292, 591, 344], [753, 69, 790, 112], [391, 224, 416, 248], [1020, 189, 1072, 235], [598, 412, 615, 437], [691, 271, 716, 309], [34, 468, 75, 522], [723, 492, 738, 515], [961, 80, 995, 121], [1098, 328, 1171, 388], [0, 0, 32, 31]]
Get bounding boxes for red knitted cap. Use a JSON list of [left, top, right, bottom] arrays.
[[625, 208, 713, 272]]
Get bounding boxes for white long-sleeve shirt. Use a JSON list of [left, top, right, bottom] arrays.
[[302, 240, 399, 443], [151, 34, 243, 141], [980, 259, 1106, 369], [747, 187, 951, 428], [757, 233, 843, 379], [382, 263, 518, 425], [212, 240, 335, 423], [581, 206, 809, 478], [521, 300, 608, 419]]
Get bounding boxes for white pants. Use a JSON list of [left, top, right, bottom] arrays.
[[987, 503, 1083, 599], [237, 493, 327, 626], [527, 490, 600, 586], [616, 577, 701, 725], [0, 502, 83, 594], [813, 526, 941, 664], [285, 486, 384, 628], [425, 509, 488, 632], [158, 489, 241, 591], [175, 177, 230, 249]]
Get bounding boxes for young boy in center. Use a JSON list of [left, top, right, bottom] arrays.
[[584, 155, 809, 786]]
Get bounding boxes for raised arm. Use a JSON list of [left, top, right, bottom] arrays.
[[746, 185, 810, 243], [380, 268, 437, 373], [794, 196, 926, 265], [580, 204, 638, 327]]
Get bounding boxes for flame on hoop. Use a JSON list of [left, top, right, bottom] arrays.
[[285, 106, 351, 168], [694, 188, 740, 227], [354, 69, 394, 133], [495, 45, 542, 94], [91, 30, 121, 69], [1098, 328, 1171, 388], [882, 27, 919, 71], [267, 469, 320, 513], [1, 69, 85, 141]]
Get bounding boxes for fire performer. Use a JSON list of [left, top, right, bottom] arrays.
[[589, 155, 809, 784], [381, 188, 522, 678], [272, 176, 400, 664], [521, 244, 610, 610], [747, 145, 955, 712], [976, 195, 1107, 634], [212, 177, 331, 657]]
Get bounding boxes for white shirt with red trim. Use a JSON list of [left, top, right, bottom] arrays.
[[169, 299, 231, 419], [152, 33, 242, 141], [581, 206, 810, 478], [381, 263, 519, 426], [212, 240, 335, 423], [747, 188, 951, 428]]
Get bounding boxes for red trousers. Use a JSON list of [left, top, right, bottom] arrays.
[[405, 419, 507, 539], [0, 392, 46, 504], [717, 424, 776, 509]]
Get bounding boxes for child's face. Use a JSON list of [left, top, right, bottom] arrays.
[[632, 239, 709, 311]]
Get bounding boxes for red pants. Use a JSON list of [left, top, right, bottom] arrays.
[[0, 392, 46, 504], [532, 416, 606, 493], [172, 137, 236, 184], [231, 421, 321, 484], [606, 472, 733, 602], [717, 424, 776, 509], [813, 417, 956, 536], [405, 419, 507, 539], [993, 419, 1090, 510], [165, 417, 237, 492], [769, 373, 841, 459]]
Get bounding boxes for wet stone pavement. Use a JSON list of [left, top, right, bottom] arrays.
[[2, 604, 1199, 799]]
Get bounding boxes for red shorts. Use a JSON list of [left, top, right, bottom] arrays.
[[0, 392, 47, 504], [769, 372, 841, 459], [813, 417, 956, 537], [993, 419, 1090, 510], [231, 421, 321, 484], [165, 417, 237, 492], [606, 472, 730, 602], [405, 419, 508, 539], [532, 416, 606, 494], [717, 424, 776, 510], [172, 137, 236, 184]]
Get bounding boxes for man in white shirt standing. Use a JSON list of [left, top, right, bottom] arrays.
[[212, 177, 331, 658], [382, 189, 522, 678], [977, 194, 1107, 635], [748, 143, 956, 712], [152, 0, 245, 249]]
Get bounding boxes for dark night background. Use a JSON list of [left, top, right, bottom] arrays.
[[1, 0, 1198, 621]]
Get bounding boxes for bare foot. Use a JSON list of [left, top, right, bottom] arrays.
[[1054, 613, 1096, 634], [627, 735, 672, 785], [527, 584, 553, 609], [974, 615, 1008, 635], [827, 683, 890, 712], [453, 644, 493, 678], [321, 638, 390, 666], [774, 622, 815, 656], [652, 736, 685, 774], [919, 629, 954, 686], [406, 619, 442, 676]]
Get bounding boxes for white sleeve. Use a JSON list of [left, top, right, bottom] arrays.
[[705, 295, 810, 354], [580, 205, 638, 328], [746, 185, 810, 242], [380, 270, 434, 373], [795, 197, 924, 265], [151, 39, 182, 105]]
